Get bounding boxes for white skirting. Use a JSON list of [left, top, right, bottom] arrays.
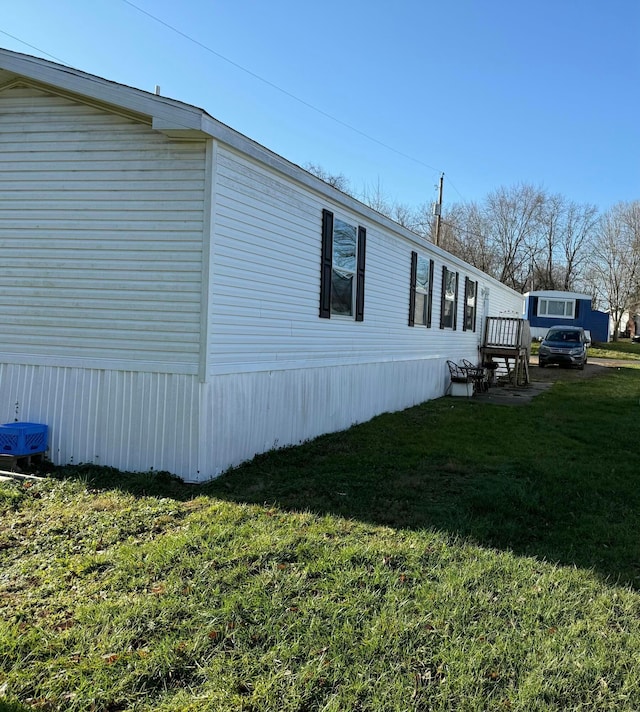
[[0, 357, 450, 482]]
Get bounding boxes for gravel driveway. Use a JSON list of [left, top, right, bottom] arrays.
[[529, 355, 636, 383]]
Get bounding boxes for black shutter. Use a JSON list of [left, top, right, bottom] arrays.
[[531, 296, 538, 318], [463, 277, 469, 331], [319, 209, 333, 318], [453, 272, 459, 330], [440, 265, 447, 329], [427, 259, 434, 328], [355, 226, 366, 322], [408, 251, 417, 326], [574, 300, 580, 319]]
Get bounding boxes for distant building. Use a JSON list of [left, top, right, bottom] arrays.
[[523, 291, 609, 343]]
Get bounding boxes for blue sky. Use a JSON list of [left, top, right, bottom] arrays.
[[2, 0, 638, 212]]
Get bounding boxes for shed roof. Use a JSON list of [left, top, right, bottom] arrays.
[[524, 290, 593, 301]]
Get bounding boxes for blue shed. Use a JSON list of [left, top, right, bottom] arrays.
[[523, 290, 609, 343]]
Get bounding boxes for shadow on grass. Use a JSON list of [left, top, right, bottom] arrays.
[[49, 368, 640, 589]]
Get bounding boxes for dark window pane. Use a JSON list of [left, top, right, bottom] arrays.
[[331, 268, 353, 315], [445, 270, 456, 297], [414, 291, 426, 325], [333, 219, 357, 271], [442, 300, 454, 328], [416, 257, 430, 291]]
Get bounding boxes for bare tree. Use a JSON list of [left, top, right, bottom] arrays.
[[537, 194, 599, 291], [303, 163, 352, 193], [587, 201, 640, 340], [559, 201, 599, 290], [390, 202, 421, 231], [484, 184, 546, 290], [440, 202, 500, 276], [359, 177, 393, 216]]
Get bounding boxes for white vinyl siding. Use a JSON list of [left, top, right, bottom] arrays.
[[208, 147, 521, 375], [0, 52, 527, 481], [0, 85, 206, 372]]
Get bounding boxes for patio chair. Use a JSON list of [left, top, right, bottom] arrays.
[[446, 360, 472, 396], [461, 359, 489, 393], [447, 360, 469, 384]]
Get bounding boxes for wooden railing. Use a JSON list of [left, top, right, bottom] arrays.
[[481, 317, 531, 386], [483, 317, 530, 349]]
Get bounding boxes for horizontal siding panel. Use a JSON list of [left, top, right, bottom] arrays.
[[0, 258, 201, 272], [0, 249, 202, 263], [1, 327, 198, 345], [0, 132, 166, 145], [0, 112, 152, 127], [0, 179, 205, 192], [215, 203, 317, 242], [0, 168, 204, 182], [0, 84, 206, 370], [209, 147, 522, 374], [0, 198, 205, 211], [1, 313, 199, 332], [0, 206, 203, 221], [0, 158, 204, 171], [0, 235, 203, 248], [0, 272, 201, 288], [0, 296, 198, 316], [3, 286, 200, 303]]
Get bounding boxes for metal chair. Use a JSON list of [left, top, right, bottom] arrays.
[[446, 360, 471, 396], [447, 360, 469, 384], [461, 359, 488, 393]]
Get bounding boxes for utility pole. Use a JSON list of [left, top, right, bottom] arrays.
[[434, 172, 444, 247]]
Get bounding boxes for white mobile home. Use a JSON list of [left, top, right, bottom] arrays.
[[0, 49, 523, 481]]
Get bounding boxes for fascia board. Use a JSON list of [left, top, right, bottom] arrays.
[[0, 48, 208, 136]]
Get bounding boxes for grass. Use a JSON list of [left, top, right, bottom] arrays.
[[588, 340, 640, 360], [2, 366, 640, 710]]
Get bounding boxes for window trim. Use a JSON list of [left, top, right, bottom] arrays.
[[440, 266, 459, 330], [463, 277, 478, 332], [537, 297, 575, 319], [319, 209, 366, 321], [408, 251, 434, 327]]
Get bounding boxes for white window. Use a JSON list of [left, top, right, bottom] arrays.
[[538, 298, 575, 319], [440, 266, 458, 329], [463, 278, 477, 332], [409, 253, 433, 327], [320, 209, 366, 321], [330, 218, 357, 315]]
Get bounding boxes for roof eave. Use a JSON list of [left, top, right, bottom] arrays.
[[0, 48, 212, 139]]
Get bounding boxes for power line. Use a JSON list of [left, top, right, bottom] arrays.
[[0, 30, 66, 63], [120, 0, 445, 177], [2, 12, 471, 205], [444, 175, 467, 203], [441, 219, 489, 241]]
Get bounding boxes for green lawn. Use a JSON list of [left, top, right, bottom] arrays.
[[2, 366, 640, 710], [589, 340, 640, 360]]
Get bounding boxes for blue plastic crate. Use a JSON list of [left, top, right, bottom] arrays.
[[0, 422, 48, 456]]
